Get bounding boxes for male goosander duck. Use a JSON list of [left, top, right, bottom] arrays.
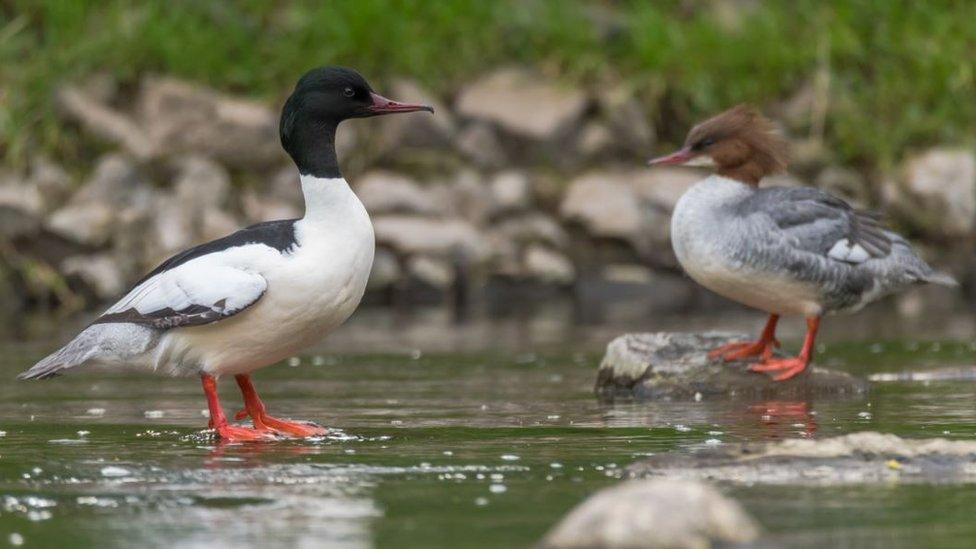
[[19, 66, 432, 440], [649, 105, 956, 381]]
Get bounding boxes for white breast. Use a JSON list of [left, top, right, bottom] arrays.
[[160, 176, 375, 376], [670, 175, 823, 316]]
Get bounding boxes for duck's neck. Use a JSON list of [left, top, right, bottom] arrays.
[[286, 120, 341, 180], [299, 174, 358, 224], [717, 159, 766, 186]]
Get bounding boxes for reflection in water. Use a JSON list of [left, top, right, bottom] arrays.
[[747, 400, 818, 438]]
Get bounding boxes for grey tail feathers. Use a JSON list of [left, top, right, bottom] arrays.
[[17, 331, 102, 380], [924, 270, 959, 287], [17, 344, 83, 380]]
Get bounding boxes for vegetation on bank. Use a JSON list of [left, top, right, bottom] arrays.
[[1, 0, 974, 170]]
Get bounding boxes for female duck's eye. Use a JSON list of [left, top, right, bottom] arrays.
[[694, 137, 715, 151], [343, 87, 355, 98]]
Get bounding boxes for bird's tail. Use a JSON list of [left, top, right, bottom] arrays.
[[923, 270, 959, 287], [18, 337, 95, 380], [18, 324, 159, 380]]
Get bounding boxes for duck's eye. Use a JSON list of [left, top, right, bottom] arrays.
[[693, 137, 715, 151], [343, 87, 355, 98]]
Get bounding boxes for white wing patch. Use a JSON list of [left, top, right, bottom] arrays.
[[101, 249, 270, 327], [828, 238, 870, 263]]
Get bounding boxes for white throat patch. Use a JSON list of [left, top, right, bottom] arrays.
[[684, 155, 717, 168]]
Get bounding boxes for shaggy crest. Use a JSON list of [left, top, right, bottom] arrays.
[[685, 104, 789, 184]]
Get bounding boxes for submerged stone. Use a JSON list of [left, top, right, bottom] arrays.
[[627, 432, 976, 485], [541, 479, 760, 549], [595, 332, 868, 400]]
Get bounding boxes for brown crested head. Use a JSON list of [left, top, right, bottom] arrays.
[[648, 104, 788, 185]]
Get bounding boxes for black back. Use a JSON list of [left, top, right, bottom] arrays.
[[132, 219, 298, 287]]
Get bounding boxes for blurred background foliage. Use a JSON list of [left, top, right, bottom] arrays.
[[1, 0, 974, 170]]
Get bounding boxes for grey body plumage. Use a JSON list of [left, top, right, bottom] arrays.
[[671, 176, 955, 317], [732, 185, 954, 312]]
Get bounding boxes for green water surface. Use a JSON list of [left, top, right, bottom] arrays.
[[3, 321, 976, 548]]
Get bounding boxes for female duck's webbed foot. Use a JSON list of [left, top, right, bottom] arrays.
[[709, 314, 780, 362], [748, 317, 820, 382], [201, 374, 276, 442], [749, 357, 810, 381], [234, 374, 328, 438]]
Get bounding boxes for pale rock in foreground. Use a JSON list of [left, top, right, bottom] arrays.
[[628, 432, 976, 485], [541, 479, 760, 549]]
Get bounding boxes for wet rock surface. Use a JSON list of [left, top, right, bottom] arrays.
[[596, 332, 869, 400], [627, 432, 976, 485], [540, 479, 760, 549]]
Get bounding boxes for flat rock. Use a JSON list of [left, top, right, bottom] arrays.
[[595, 332, 868, 400], [137, 76, 281, 169], [456, 122, 507, 169], [373, 215, 492, 264], [455, 68, 587, 140], [540, 479, 760, 549], [356, 171, 445, 216], [627, 432, 976, 485], [889, 148, 976, 237], [560, 172, 643, 240], [523, 245, 575, 285], [376, 78, 456, 150]]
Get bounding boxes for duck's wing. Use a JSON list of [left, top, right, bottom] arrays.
[[94, 261, 268, 329], [19, 219, 297, 380], [18, 259, 265, 379], [740, 186, 892, 264], [92, 218, 298, 329]]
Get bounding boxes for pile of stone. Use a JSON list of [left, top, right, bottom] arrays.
[[1, 67, 972, 312]]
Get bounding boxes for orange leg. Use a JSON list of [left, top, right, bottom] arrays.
[[708, 314, 780, 362], [749, 317, 820, 381], [201, 374, 272, 442], [234, 374, 328, 438]]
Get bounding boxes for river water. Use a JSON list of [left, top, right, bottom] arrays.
[[1, 300, 975, 548]]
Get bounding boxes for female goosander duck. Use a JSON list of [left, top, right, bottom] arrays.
[[649, 105, 956, 381], [19, 66, 432, 440]]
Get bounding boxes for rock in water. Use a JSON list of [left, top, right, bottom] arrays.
[[628, 432, 976, 485], [595, 332, 868, 400], [540, 479, 760, 549]]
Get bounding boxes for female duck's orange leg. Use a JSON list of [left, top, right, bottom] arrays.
[[234, 374, 328, 438], [709, 314, 780, 362], [201, 374, 271, 441], [749, 317, 820, 381]]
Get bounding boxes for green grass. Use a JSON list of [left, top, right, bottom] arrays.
[[1, 0, 975, 170]]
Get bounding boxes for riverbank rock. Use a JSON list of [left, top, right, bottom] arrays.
[[595, 332, 869, 400], [356, 171, 445, 216], [887, 148, 976, 237], [627, 432, 976, 485], [540, 479, 760, 549], [456, 68, 587, 141], [372, 215, 492, 263], [376, 78, 456, 150], [138, 76, 281, 169]]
